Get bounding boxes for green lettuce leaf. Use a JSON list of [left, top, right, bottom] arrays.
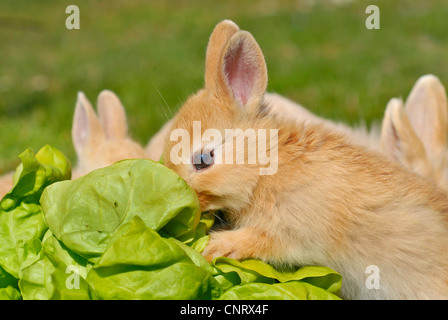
[[217, 281, 340, 300], [0, 266, 21, 300], [41, 159, 201, 262], [1, 145, 71, 210], [0, 145, 71, 279], [85, 216, 220, 299], [213, 258, 341, 294], [18, 230, 92, 300], [212, 257, 341, 300]]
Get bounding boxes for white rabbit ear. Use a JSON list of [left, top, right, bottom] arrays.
[[205, 20, 240, 90], [381, 97, 431, 177], [97, 90, 128, 140], [404, 74, 448, 161], [217, 30, 268, 111], [72, 92, 105, 158]]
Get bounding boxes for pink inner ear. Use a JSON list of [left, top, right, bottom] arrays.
[[224, 44, 257, 107]]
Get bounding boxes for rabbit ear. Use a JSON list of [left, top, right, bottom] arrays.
[[404, 74, 448, 161], [145, 119, 173, 161], [72, 92, 105, 157], [381, 98, 406, 160], [205, 20, 240, 90], [215, 30, 268, 111], [381, 97, 431, 177], [97, 90, 128, 140]]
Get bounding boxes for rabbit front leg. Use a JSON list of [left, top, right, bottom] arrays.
[[203, 226, 274, 262]]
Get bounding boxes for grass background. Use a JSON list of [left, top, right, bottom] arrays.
[[1, 0, 448, 174]]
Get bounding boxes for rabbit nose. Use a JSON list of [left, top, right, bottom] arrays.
[[193, 150, 215, 170]]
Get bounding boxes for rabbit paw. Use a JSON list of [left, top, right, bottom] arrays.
[[202, 230, 247, 262]]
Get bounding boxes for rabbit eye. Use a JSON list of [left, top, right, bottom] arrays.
[[193, 150, 214, 171]]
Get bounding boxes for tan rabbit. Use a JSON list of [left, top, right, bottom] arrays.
[[381, 75, 448, 191], [71, 90, 147, 178], [162, 20, 448, 300]]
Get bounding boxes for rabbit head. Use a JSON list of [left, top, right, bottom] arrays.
[[162, 20, 279, 213], [381, 75, 448, 190], [72, 90, 147, 178]]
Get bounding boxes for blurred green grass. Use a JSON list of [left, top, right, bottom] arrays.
[[1, 0, 448, 173]]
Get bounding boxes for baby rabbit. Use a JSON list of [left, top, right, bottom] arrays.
[[381, 74, 448, 192], [71, 90, 147, 178], [162, 20, 448, 300], [0, 90, 147, 199]]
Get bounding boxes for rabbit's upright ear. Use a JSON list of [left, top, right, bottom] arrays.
[[97, 90, 128, 140], [380, 97, 431, 177], [215, 30, 268, 112], [72, 92, 105, 157], [205, 20, 240, 90], [405, 74, 448, 161]]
